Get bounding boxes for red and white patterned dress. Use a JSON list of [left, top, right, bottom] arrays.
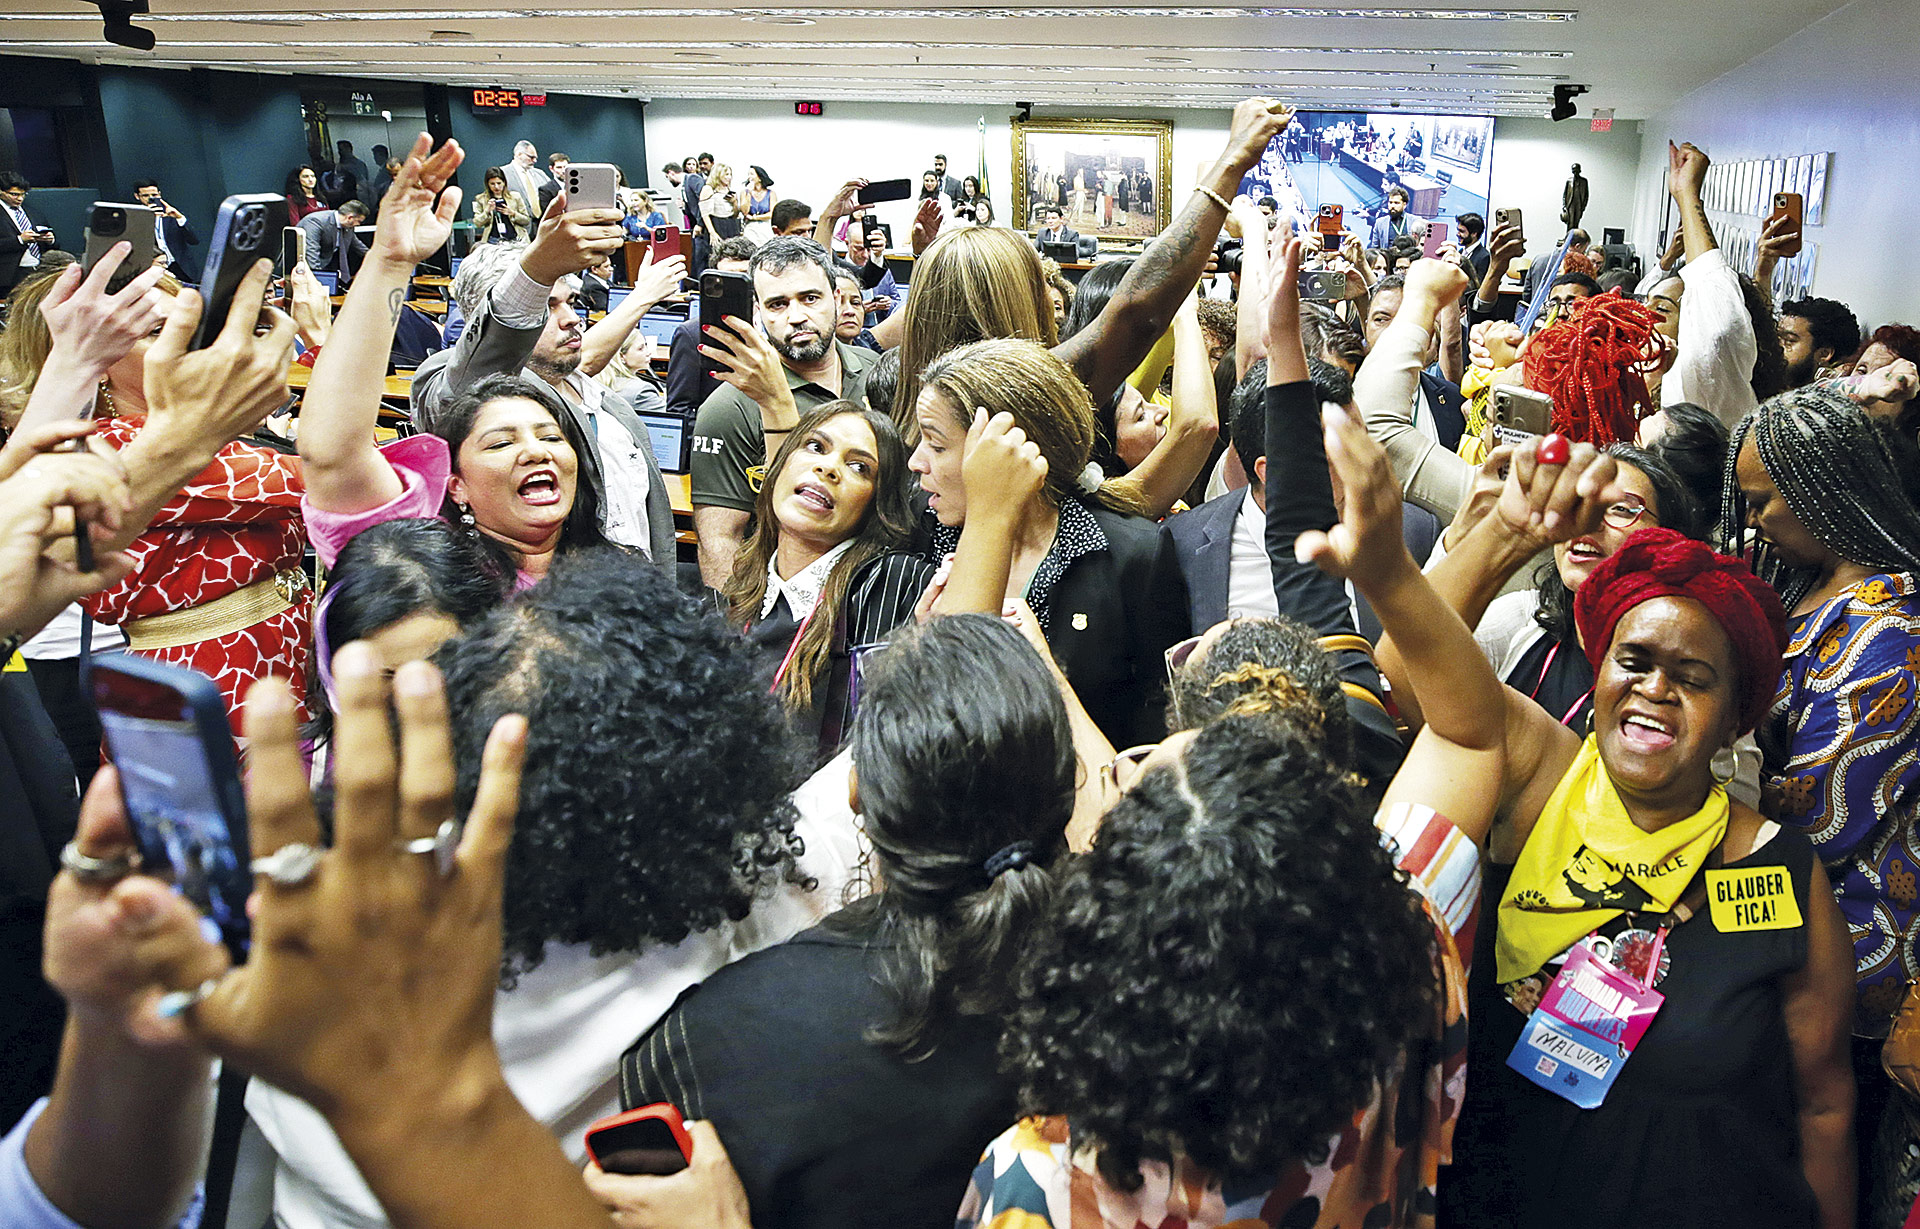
[[80, 417, 311, 738]]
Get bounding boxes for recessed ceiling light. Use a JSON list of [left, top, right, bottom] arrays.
[[429, 30, 474, 41], [744, 14, 815, 24], [1467, 60, 1517, 69], [1146, 55, 1191, 62], [673, 49, 719, 57]]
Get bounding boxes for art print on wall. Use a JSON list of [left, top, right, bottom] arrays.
[[1808, 153, 1831, 225], [1013, 117, 1172, 242]]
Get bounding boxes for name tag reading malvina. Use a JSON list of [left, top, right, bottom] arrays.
[[1705, 867, 1803, 932]]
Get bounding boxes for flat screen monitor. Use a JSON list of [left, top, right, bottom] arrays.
[[605, 287, 630, 314], [637, 310, 682, 347], [312, 270, 338, 294], [637, 412, 691, 473], [1238, 111, 1495, 245]]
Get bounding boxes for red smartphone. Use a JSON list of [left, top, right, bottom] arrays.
[[1768, 192, 1804, 257], [649, 224, 683, 267], [1316, 203, 1343, 252], [585, 1104, 693, 1176]]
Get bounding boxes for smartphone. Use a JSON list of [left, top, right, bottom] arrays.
[[193, 193, 288, 351], [1422, 219, 1450, 259], [648, 223, 683, 268], [1316, 203, 1343, 252], [88, 655, 252, 961], [585, 1104, 693, 1176], [1494, 207, 1524, 242], [1769, 192, 1804, 257], [563, 162, 620, 212], [280, 226, 305, 277], [700, 269, 757, 373], [1299, 269, 1349, 302], [83, 202, 163, 289], [1490, 385, 1556, 449], [855, 178, 913, 207]]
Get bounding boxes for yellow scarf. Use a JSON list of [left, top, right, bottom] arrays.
[[1495, 736, 1728, 984]]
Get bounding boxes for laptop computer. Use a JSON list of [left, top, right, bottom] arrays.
[[312, 270, 339, 294], [637, 411, 693, 473], [637, 309, 683, 347], [605, 287, 630, 314]]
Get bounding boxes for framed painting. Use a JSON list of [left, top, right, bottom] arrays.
[[1013, 116, 1173, 243]]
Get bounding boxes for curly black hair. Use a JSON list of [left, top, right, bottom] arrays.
[[1164, 616, 1351, 765], [832, 614, 1075, 1057], [1003, 715, 1438, 1192], [436, 548, 808, 982]]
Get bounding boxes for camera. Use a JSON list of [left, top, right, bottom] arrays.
[[1214, 239, 1244, 277]]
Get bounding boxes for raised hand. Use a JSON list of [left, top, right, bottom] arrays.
[[1221, 98, 1294, 172], [823, 179, 869, 222], [1404, 255, 1471, 309], [961, 407, 1048, 507], [1667, 141, 1710, 201], [371, 133, 465, 268], [0, 422, 134, 639], [910, 195, 944, 254], [1492, 432, 1623, 542], [1294, 402, 1414, 587], [1470, 319, 1525, 371], [522, 190, 627, 286], [37, 245, 169, 378], [286, 261, 333, 350], [141, 259, 296, 453], [183, 649, 527, 1113], [1843, 358, 1918, 411], [630, 248, 688, 306], [701, 315, 794, 423]]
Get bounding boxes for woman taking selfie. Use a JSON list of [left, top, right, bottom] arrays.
[[720, 399, 935, 759], [909, 337, 1186, 746]]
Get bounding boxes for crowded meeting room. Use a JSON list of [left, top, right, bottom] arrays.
[[4, 0, 1920, 1225]]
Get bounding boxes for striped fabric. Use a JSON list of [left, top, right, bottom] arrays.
[[1376, 800, 1483, 964]]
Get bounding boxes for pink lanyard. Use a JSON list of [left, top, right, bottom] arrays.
[[750, 603, 817, 693], [1529, 640, 1595, 728]]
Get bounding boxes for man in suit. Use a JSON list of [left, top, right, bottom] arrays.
[[1360, 273, 1467, 451], [410, 214, 675, 570], [1455, 211, 1490, 285], [1032, 204, 1093, 259], [132, 180, 200, 282], [297, 199, 369, 289], [931, 154, 965, 204], [0, 172, 57, 295]]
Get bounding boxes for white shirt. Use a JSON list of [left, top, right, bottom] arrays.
[[761, 539, 854, 621], [1659, 248, 1760, 428], [152, 212, 173, 265], [247, 779, 863, 1229], [22, 605, 124, 660], [565, 374, 653, 555], [1227, 489, 1279, 620]]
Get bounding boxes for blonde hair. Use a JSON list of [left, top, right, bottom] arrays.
[[893, 227, 1057, 430], [918, 338, 1146, 517], [0, 268, 181, 429], [707, 162, 733, 190]]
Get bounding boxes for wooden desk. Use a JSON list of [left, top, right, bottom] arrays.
[[407, 299, 446, 316], [413, 275, 452, 290], [286, 364, 414, 403]]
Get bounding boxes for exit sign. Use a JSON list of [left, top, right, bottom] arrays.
[[794, 100, 824, 116], [350, 91, 375, 116], [1590, 108, 1614, 132], [523, 93, 547, 107]]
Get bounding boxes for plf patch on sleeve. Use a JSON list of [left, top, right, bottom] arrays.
[[1705, 866, 1803, 932]]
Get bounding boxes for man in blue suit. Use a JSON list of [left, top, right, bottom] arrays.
[[1368, 186, 1415, 248], [133, 180, 200, 282]]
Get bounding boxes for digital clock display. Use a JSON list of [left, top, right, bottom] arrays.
[[471, 87, 523, 114]]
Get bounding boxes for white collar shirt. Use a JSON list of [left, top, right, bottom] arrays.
[[761, 539, 854, 621]]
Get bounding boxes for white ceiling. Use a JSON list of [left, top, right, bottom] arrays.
[[0, 0, 1853, 120]]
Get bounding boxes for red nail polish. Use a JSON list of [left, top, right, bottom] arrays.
[[1537, 434, 1570, 466]]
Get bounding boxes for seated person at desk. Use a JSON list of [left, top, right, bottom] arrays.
[[298, 198, 369, 289], [578, 254, 614, 314], [409, 169, 677, 565], [1033, 203, 1095, 260]]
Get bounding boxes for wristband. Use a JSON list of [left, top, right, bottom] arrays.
[[1195, 186, 1231, 213]]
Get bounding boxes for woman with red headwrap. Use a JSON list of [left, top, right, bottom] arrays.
[[1296, 408, 1856, 1229]]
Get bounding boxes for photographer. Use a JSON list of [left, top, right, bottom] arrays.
[[131, 181, 199, 282]]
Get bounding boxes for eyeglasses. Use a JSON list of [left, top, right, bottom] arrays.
[[1164, 633, 1203, 685], [1100, 744, 1161, 796], [1602, 498, 1650, 530]]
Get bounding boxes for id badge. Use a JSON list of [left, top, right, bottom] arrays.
[[1507, 942, 1664, 1108]]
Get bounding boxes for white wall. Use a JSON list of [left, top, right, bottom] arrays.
[[1629, 0, 1920, 328], [643, 98, 1229, 243], [1486, 116, 1646, 246]]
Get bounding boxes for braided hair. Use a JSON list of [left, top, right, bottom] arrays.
[[1524, 291, 1668, 445], [1722, 384, 1920, 610]]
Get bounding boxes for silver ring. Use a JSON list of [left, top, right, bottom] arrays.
[[155, 978, 221, 1020], [59, 841, 138, 884], [395, 818, 459, 877], [250, 843, 323, 887]]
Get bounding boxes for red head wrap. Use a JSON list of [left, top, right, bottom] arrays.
[[1572, 527, 1789, 735]]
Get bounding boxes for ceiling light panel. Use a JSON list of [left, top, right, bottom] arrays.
[[7, 4, 1577, 20]]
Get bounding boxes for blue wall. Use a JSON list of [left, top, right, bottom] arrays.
[[0, 55, 648, 254]]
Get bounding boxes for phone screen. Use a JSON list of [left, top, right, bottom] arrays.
[[281, 226, 304, 276], [93, 665, 251, 957], [589, 1118, 689, 1176]]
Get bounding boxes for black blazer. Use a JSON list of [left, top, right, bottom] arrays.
[[914, 497, 1189, 748], [666, 317, 719, 419], [1421, 370, 1468, 453], [0, 204, 52, 293], [158, 215, 201, 283]]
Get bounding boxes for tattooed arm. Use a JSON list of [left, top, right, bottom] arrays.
[[302, 134, 465, 514], [1052, 98, 1292, 408]]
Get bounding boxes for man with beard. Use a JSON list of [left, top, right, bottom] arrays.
[[1778, 296, 1861, 387], [690, 235, 876, 586], [410, 195, 676, 566]]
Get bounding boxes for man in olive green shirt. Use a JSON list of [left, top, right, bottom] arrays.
[[691, 236, 875, 587]]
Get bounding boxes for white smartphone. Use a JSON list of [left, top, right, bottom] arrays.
[[563, 163, 620, 212]]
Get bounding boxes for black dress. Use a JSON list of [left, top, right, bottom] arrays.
[[1439, 828, 1821, 1229], [620, 908, 1017, 1229]]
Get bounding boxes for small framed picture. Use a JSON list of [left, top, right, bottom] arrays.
[[1808, 153, 1830, 225]]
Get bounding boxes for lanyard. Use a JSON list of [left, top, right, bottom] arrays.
[[1529, 640, 1595, 728], [765, 604, 816, 692]]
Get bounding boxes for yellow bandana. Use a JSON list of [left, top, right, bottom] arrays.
[[1495, 736, 1728, 984]]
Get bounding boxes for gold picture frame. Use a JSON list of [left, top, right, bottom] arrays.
[[1013, 116, 1173, 244]]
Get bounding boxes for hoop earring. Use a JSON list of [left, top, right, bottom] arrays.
[[1710, 745, 1738, 786]]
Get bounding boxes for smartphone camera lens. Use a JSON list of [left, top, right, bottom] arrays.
[[98, 209, 126, 237], [236, 206, 265, 249]]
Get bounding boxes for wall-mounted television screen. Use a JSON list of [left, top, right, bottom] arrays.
[[1238, 111, 1495, 246]]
